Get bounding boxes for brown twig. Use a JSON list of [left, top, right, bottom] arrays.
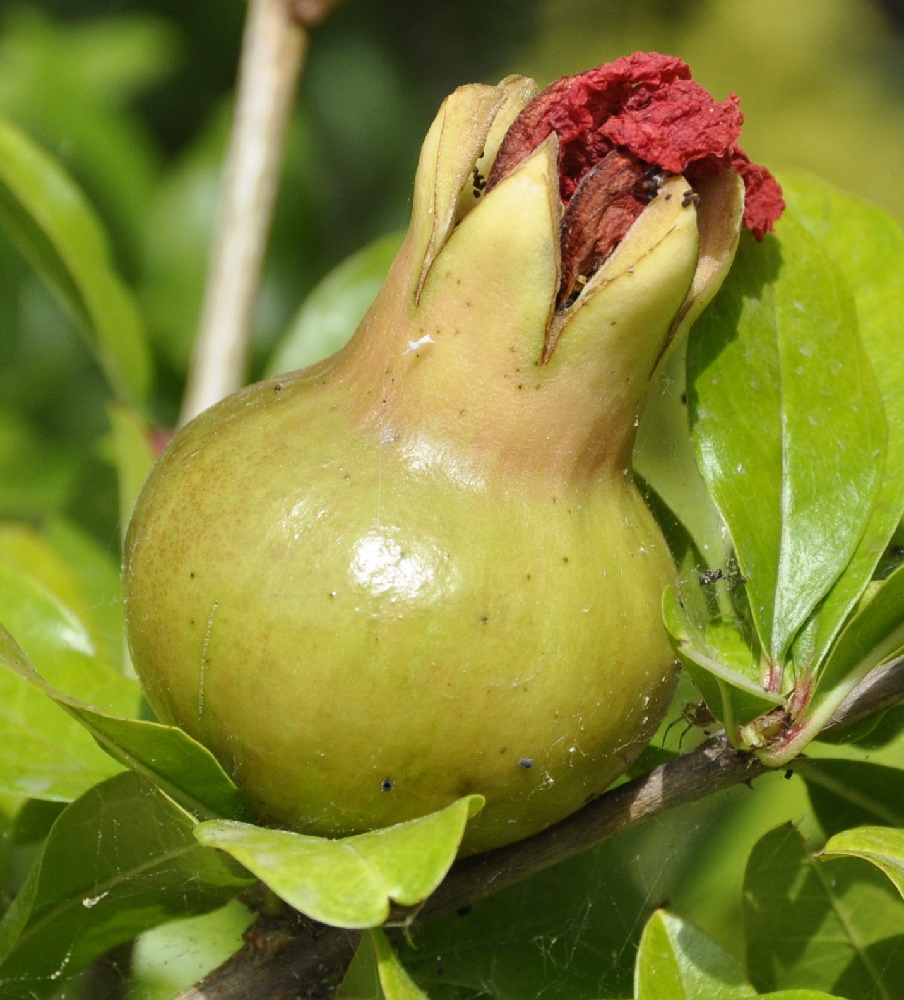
[[176, 655, 904, 1000], [180, 0, 312, 425]]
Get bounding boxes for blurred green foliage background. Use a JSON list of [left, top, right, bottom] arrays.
[[1, 0, 903, 542]]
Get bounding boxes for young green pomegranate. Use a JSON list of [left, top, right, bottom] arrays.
[[124, 54, 782, 854]]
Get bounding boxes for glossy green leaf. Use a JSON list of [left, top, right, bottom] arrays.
[[817, 698, 904, 750], [822, 826, 904, 902], [57, 712, 251, 823], [0, 564, 135, 710], [128, 900, 254, 1000], [195, 795, 483, 929], [339, 934, 383, 1000], [9, 800, 65, 847], [663, 586, 783, 730], [743, 824, 904, 996], [370, 928, 430, 1000], [634, 909, 755, 999], [782, 174, 904, 668], [802, 760, 904, 837], [636, 341, 731, 568], [266, 231, 402, 375], [0, 574, 138, 800], [759, 993, 845, 999], [689, 220, 885, 664], [0, 771, 252, 1000], [0, 623, 248, 821], [0, 113, 151, 404], [0, 520, 122, 669], [809, 541, 904, 716], [41, 517, 124, 669]]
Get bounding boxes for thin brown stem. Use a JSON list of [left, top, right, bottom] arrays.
[[180, 0, 308, 425], [176, 654, 904, 1000]]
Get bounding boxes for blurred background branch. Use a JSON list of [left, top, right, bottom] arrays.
[[179, 0, 309, 423]]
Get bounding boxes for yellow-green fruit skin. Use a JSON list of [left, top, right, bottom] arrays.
[[124, 352, 678, 855]]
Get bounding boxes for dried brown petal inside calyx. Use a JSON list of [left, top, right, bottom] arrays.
[[556, 150, 650, 311]]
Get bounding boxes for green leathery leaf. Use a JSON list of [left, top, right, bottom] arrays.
[[370, 928, 430, 1000], [634, 909, 755, 999], [41, 517, 124, 669], [636, 340, 731, 570], [663, 586, 783, 731], [743, 824, 904, 996], [0, 577, 138, 801], [338, 935, 382, 999], [782, 173, 904, 669], [266, 231, 403, 375], [195, 795, 484, 929], [688, 219, 885, 665], [0, 113, 151, 405], [0, 565, 136, 713], [0, 625, 248, 822], [0, 771, 253, 1000], [808, 560, 904, 714], [758, 993, 846, 999], [10, 800, 66, 848], [54, 712, 252, 823], [0, 520, 121, 669], [802, 759, 904, 837], [822, 826, 904, 903]]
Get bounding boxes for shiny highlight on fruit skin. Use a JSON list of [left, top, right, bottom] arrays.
[[124, 65, 748, 855]]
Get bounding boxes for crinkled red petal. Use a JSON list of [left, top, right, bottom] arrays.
[[602, 82, 743, 175], [487, 51, 783, 240]]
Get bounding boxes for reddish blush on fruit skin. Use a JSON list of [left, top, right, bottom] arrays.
[[486, 51, 784, 248], [150, 426, 175, 457]]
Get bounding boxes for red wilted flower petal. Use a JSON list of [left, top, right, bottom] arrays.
[[729, 157, 786, 240], [601, 81, 743, 174], [486, 52, 783, 243]]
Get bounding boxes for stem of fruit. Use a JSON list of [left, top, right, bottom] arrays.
[[757, 645, 904, 767], [180, 0, 308, 425]]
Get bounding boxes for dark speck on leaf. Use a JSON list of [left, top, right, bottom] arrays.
[[381, 778, 394, 791], [519, 757, 533, 769]]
